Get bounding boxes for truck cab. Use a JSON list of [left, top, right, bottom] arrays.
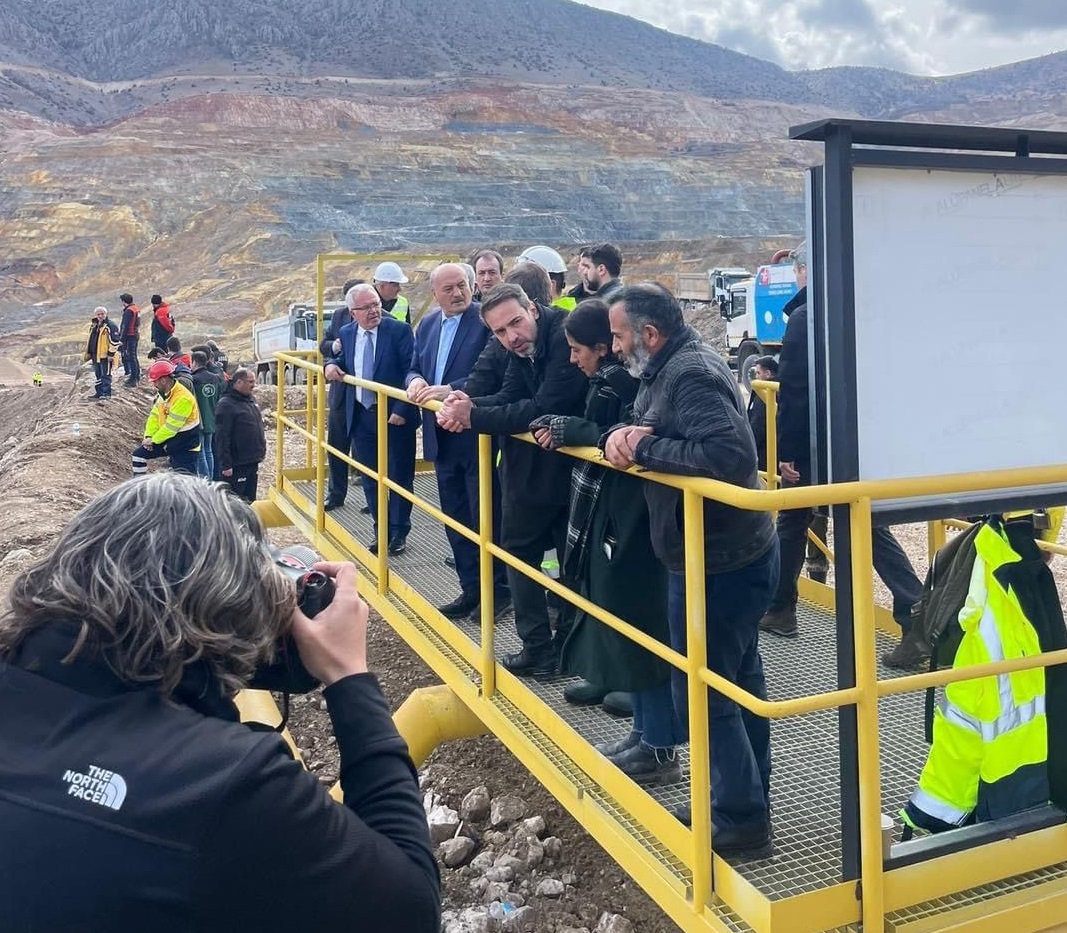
[[253, 302, 334, 384], [721, 260, 798, 387]]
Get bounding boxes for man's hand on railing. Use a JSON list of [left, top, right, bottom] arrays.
[[603, 424, 652, 469], [437, 390, 472, 432], [388, 414, 406, 426], [324, 363, 345, 383], [406, 378, 452, 405], [779, 460, 801, 484]]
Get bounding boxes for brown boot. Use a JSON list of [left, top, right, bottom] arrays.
[[882, 627, 931, 669], [759, 608, 798, 638]]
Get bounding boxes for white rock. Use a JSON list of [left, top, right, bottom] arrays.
[[595, 914, 634, 933], [543, 836, 563, 859], [482, 880, 510, 905], [439, 836, 476, 867], [500, 905, 538, 932], [493, 854, 524, 874], [444, 906, 492, 933], [521, 815, 546, 837], [0, 548, 33, 569], [485, 864, 515, 883], [461, 785, 492, 822], [490, 795, 527, 827], [428, 803, 461, 844], [560, 870, 577, 886], [470, 850, 497, 872], [535, 878, 565, 898]]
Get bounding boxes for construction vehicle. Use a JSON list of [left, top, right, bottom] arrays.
[[720, 249, 799, 387], [253, 302, 332, 384], [675, 267, 750, 316]]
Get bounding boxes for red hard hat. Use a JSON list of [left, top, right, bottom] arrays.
[[148, 360, 176, 381]]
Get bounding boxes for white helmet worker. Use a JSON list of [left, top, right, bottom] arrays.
[[516, 245, 567, 274], [373, 261, 409, 284]]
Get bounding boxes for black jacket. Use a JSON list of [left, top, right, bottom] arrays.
[[0, 625, 439, 933], [215, 385, 266, 470], [470, 304, 587, 504], [776, 286, 809, 466], [747, 392, 768, 471], [630, 325, 776, 574], [319, 303, 352, 412]]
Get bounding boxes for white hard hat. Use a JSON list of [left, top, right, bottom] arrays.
[[373, 261, 408, 284], [516, 245, 567, 274]]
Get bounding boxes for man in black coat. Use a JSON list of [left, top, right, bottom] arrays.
[[438, 284, 588, 675], [215, 368, 267, 502], [758, 247, 923, 649], [746, 355, 778, 471]]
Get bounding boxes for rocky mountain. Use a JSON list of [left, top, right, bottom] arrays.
[[3, 0, 1067, 354]]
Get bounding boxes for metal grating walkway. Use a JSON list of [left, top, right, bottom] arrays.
[[296, 476, 931, 901]]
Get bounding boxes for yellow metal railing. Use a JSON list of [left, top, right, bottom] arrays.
[[265, 350, 1067, 933]]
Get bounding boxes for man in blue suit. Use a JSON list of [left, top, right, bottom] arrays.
[[407, 263, 510, 619], [324, 283, 417, 555], [319, 278, 364, 509]]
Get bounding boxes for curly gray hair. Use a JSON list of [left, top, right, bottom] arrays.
[[0, 473, 296, 695]]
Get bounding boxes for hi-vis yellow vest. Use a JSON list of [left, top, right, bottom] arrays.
[[904, 523, 1047, 831], [145, 381, 201, 447], [388, 296, 410, 324]]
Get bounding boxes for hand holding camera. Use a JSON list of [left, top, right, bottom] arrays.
[[291, 561, 369, 687]]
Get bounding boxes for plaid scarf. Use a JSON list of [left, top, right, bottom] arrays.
[[562, 362, 628, 581]]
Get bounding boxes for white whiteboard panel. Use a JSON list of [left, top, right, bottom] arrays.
[[851, 165, 1067, 490]]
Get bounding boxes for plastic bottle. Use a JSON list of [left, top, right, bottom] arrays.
[[72, 422, 81, 437]]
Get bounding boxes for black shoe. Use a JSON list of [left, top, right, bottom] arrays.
[[759, 608, 798, 638], [444, 555, 457, 569], [368, 537, 379, 555], [595, 729, 641, 757], [713, 821, 773, 860], [608, 742, 683, 786], [564, 679, 608, 706], [501, 647, 557, 677], [468, 592, 512, 622], [438, 590, 479, 619], [387, 535, 407, 555], [360, 505, 371, 514], [323, 498, 345, 512], [602, 691, 633, 717], [882, 626, 931, 670]]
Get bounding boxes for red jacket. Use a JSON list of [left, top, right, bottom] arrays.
[[154, 302, 175, 335]]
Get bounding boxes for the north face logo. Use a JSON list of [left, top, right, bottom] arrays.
[[62, 764, 127, 811]]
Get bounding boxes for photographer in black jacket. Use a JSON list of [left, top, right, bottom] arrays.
[[0, 473, 439, 933]]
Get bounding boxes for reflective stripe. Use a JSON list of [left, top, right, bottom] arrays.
[[939, 694, 1045, 743], [908, 787, 970, 827]]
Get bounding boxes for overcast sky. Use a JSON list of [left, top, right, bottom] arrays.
[[582, 0, 1067, 76]]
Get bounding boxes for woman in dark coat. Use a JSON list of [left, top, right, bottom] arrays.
[[531, 300, 683, 786]]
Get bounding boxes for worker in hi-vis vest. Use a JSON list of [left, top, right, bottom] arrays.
[[373, 261, 411, 325]]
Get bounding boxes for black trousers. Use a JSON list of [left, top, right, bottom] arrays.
[[227, 462, 260, 503], [501, 496, 570, 655], [770, 463, 923, 623]]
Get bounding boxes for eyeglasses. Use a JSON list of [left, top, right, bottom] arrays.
[[352, 302, 382, 312]]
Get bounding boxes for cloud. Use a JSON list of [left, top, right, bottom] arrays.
[[947, 0, 1067, 31]]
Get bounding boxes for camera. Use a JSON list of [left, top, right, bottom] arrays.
[[248, 546, 335, 695]]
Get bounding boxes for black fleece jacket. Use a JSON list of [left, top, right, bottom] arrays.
[[214, 385, 267, 471], [0, 625, 439, 933]]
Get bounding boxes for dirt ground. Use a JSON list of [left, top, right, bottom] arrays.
[[1, 362, 1065, 933]]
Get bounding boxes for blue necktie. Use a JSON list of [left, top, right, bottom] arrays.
[[360, 330, 375, 409], [434, 315, 460, 386]]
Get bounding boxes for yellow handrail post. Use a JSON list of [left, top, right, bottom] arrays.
[[275, 359, 285, 495], [682, 488, 714, 911], [376, 391, 389, 595], [850, 496, 885, 931], [477, 433, 497, 696], [759, 379, 779, 492], [315, 364, 327, 533], [928, 518, 947, 563]]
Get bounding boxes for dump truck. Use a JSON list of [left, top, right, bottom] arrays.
[[252, 302, 333, 384], [675, 268, 751, 316]]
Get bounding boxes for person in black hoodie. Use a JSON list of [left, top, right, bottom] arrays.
[[0, 473, 440, 933], [438, 283, 588, 676], [215, 367, 267, 502]]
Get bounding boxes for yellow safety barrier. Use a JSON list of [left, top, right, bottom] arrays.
[[251, 348, 1067, 933]]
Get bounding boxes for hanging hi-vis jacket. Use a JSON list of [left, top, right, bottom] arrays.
[[144, 381, 201, 448], [903, 522, 1049, 833]]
